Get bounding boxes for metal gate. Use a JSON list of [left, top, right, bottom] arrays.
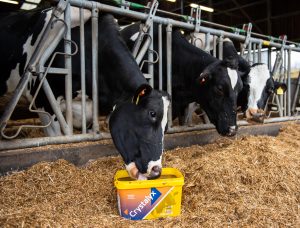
[[0, 0, 299, 151]]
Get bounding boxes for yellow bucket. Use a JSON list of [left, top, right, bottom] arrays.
[[114, 167, 184, 220]]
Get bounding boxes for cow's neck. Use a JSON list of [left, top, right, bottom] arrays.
[[98, 16, 147, 104], [172, 30, 216, 82]]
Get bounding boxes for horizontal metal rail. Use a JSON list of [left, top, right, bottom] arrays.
[[59, 0, 300, 52]]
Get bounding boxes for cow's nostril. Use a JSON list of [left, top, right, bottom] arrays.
[[152, 165, 161, 174]]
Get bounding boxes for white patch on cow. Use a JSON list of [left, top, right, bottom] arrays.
[[161, 96, 170, 136], [223, 38, 233, 43], [147, 156, 162, 176], [227, 67, 238, 89], [69, 7, 91, 28], [248, 64, 270, 110], [130, 32, 139, 42], [6, 10, 52, 101]]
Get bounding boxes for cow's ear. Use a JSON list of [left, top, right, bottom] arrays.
[[132, 84, 152, 105], [197, 72, 210, 86], [274, 82, 287, 95]]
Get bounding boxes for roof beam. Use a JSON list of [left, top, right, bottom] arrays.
[[230, 0, 264, 34], [213, 0, 265, 16]]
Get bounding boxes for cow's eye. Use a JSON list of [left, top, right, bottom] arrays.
[[215, 86, 224, 96], [268, 87, 274, 94], [149, 110, 157, 119]]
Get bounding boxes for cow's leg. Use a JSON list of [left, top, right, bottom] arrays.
[[37, 110, 62, 136]]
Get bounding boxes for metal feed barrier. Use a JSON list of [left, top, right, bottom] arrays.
[[0, 0, 300, 151]]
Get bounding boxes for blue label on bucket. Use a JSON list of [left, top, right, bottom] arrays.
[[118, 187, 172, 220]]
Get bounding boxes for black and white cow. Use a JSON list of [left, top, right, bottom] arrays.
[[222, 38, 287, 119], [0, 9, 170, 180], [121, 23, 243, 136]]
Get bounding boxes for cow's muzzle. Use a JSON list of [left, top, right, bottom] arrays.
[[227, 125, 238, 136]]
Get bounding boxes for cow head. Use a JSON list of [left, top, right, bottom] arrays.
[[196, 60, 243, 136], [244, 63, 287, 120], [109, 84, 170, 180]]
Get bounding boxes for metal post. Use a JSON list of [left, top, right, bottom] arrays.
[[204, 33, 211, 53], [158, 23, 163, 91], [247, 41, 252, 63], [64, 3, 73, 135], [91, 8, 99, 133], [80, 8, 87, 133], [253, 43, 257, 63], [218, 35, 223, 60], [166, 23, 172, 128], [292, 71, 300, 113], [213, 35, 217, 57], [148, 21, 154, 87], [287, 48, 291, 116], [283, 49, 287, 116], [268, 47, 272, 70], [258, 42, 262, 63]]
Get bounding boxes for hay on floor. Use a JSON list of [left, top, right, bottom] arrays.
[[0, 122, 300, 227]]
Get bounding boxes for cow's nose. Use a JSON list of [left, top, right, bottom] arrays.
[[148, 166, 162, 179], [227, 125, 237, 136]]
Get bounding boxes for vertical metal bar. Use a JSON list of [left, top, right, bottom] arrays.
[[218, 35, 223, 60], [283, 49, 287, 116], [287, 48, 291, 116], [213, 35, 217, 57], [253, 43, 257, 63], [279, 49, 284, 117], [258, 43, 262, 63], [80, 8, 87, 133], [158, 24, 163, 91], [91, 8, 99, 133], [40, 73, 71, 135], [204, 33, 211, 53], [64, 3, 73, 135], [292, 71, 300, 113], [166, 24, 172, 128], [0, 72, 31, 133], [268, 47, 272, 70], [148, 21, 154, 87], [247, 41, 252, 63]]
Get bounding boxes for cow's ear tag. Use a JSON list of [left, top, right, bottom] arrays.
[[135, 89, 146, 105], [276, 87, 284, 95], [132, 84, 152, 105], [200, 77, 206, 85]]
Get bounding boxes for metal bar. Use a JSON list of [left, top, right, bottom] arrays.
[[218, 35, 223, 60], [80, 7, 87, 133], [258, 42, 262, 62], [158, 23, 163, 91], [0, 133, 103, 151], [204, 33, 211, 53], [0, 72, 31, 134], [148, 22, 154, 87], [213, 35, 217, 57], [39, 73, 71, 135], [60, 0, 300, 52], [135, 37, 151, 65], [287, 48, 291, 116], [253, 43, 257, 63], [166, 23, 172, 128], [247, 41, 252, 63], [268, 47, 272, 70], [291, 71, 300, 113], [283, 50, 287, 116], [91, 8, 99, 133], [64, 4, 73, 135]]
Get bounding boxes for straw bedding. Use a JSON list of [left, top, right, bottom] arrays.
[[1, 122, 300, 227]]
